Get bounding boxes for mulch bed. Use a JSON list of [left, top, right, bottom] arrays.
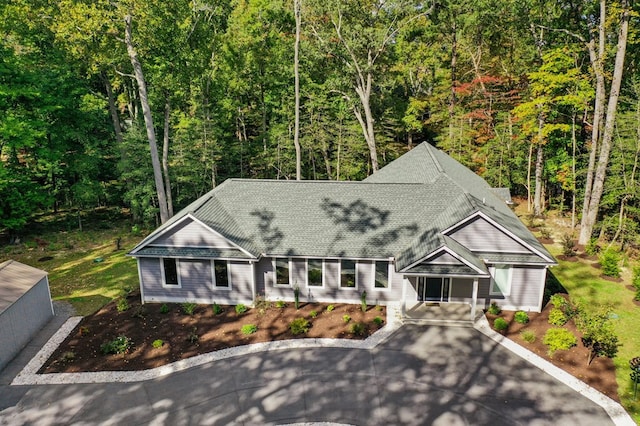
[[40, 292, 386, 373], [487, 299, 619, 402]]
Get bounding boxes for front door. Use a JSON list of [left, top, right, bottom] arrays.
[[417, 277, 450, 302]]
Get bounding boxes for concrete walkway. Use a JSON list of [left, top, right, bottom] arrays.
[[0, 304, 634, 425]]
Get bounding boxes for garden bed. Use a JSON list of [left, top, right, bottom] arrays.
[[40, 292, 386, 373]]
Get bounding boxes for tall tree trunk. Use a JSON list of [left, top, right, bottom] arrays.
[[293, 0, 302, 180], [124, 14, 170, 224], [162, 97, 174, 217], [448, 19, 457, 143], [353, 68, 379, 172], [534, 142, 544, 216], [579, 0, 630, 245], [102, 72, 123, 146]]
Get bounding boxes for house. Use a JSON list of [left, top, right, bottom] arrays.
[[128, 143, 556, 321], [0, 260, 54, 371]]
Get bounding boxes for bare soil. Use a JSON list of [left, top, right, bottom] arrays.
[[487, 297, 619, 402], [40, 292, 386, 373]]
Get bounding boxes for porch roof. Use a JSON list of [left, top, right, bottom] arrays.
[[402, 263, 490, 276]]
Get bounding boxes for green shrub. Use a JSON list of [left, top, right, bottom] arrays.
[[520, 330, 536, 343], [100, 335, 132, 355], [132, 305, 147, 319], [78, 326, 90, 336], [560, 233, 576, 256], [539, 227, 551, 239], [543, 328, 577, 356], [212, 302, 223, 315], [635, 289, 640, 302], [373, 316, 384, 326], [360, 290, 367, 312], [575, 307, 620, 365], [152, 339, 164, 348], [235, 304, 248, 314], [60, 351, 76, 363], [241, 324, 258, 335], [599, 249, 621, 278], [116, 298, 130, 312], [309, 310, 318, 318], [275, 300, 286, 309], [326, 304, 335, 312], [294, 285, 300, 309], [585, 237, 600, 256], [350, 322, 366, 336], [343, 314, 351, 323], [289, 318, 310, 335], [548, 308, 568, 326], [493, 317, 509, 331], [549, 294, 568, 309], [181, 302, 197, 315], [514, 311, 529, 324], [159, 303, 169, 314], [487, 302, 501, 315], [376, 305, 384, 311], [633, 266, 640, 291], [187, 327, 199, 343]]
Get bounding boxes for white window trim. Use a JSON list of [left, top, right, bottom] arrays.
[[211, 260, 232, 291], [160, 258, 182, 288], [372, 261, 392, 291], [339, 259, 358, 290], [489, 265, 513, 296], [273, 257, 292, 287], [307, 259, 325, 288]]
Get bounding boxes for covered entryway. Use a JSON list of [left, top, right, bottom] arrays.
[[401, 275, 483, 323]]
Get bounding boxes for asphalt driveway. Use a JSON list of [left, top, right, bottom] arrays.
[[0, 324, 615, 425]]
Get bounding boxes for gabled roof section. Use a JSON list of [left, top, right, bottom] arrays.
[[399, 235, 489, 276], [363, 143, 443, 184]]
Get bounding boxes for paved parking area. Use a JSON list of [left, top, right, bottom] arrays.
[[0, 323, 617, 425]]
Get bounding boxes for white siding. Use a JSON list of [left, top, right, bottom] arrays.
[[425, 251, 462, 265]]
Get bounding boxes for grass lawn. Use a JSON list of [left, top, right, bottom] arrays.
[[0, 209, 143, 315], [545, 244, 640, 423]]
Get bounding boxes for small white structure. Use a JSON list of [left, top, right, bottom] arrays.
[[0, 260, 54, 371]]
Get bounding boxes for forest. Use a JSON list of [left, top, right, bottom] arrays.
[[1, 0, 638, 250]]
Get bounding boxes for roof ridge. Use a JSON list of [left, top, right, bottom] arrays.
[[423, 143, 445, 174]]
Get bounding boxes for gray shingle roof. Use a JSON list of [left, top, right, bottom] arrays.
[[129, 143, 555, 269]]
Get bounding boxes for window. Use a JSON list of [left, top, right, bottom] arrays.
[[490, 265, 512, 295], [275, 258, 290, 286], [308, 259, 323, 287], [213, 260, 229, 288], [374, 261, 389, 289], [340, 260, 356, 288], [161, 258, 180, 287]]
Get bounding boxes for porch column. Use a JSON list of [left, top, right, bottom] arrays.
[[470, 278, 479, 321]]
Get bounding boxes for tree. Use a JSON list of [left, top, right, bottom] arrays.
[[577, 0, 631, 245], [293, 0, 302, 180]]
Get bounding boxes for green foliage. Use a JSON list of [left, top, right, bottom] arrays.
[[309, 310, 318, 318], [187, 327, 199, 344], [487, 302, 501, 315], [521, 330, 536, 343], [631, 358, 640, 398], [514, 311, 530, 324], [181, 302, 197, 315], [550, 294, 568, 310], [116, 298, 130, 313], [632, 266, 640, 291], [539, 228, 551, 239], [543, 328, 577, 357], [373, 316, 384, 326], [212, 302, 223, 315], [241, 324, 258, 335], [599, 249, 621, 278], [326, 305, 335, 312], [275, 300, 286, 309], [132, 305, 147, 319], [159, 304, 170, 314], [585, 238, 600, 256], [360, 290, 367, 312], [60, 351, 76, 363], [293, 285, 300, 309], [350, 322, 365, 336], [289, 318, 310, 335], [560, 234, 576, 257], [548, 308, 568, 326], [342, 314, 351, 323], [575, 307, 620, 364], [235, 304, 248, 315], [493, 317, 509, 331], [152, 339, 164, 348], [100, 336, 132, 355]]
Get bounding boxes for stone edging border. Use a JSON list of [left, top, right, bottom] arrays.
[[473, 315, 636, 426], [11, 306, 403, 386]]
